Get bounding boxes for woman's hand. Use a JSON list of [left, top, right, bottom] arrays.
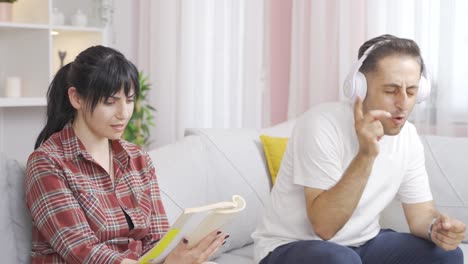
[[161, 230, 228, 264]]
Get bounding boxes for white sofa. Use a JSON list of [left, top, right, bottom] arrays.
[[149, 122, 468, 263], [1, 121, 467, 263]]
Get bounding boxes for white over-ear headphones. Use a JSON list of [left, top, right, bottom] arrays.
[[343, 40, 431, 104]]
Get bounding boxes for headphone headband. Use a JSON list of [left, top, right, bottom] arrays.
[[343, 39, 431, 103]]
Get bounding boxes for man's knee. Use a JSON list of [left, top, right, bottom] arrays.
[[263, 240, 361, 264], [319, 248, 361, 264], [436, 247, 464, 264], [291, 241, 361, 264]]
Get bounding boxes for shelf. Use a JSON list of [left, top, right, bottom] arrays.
[[0, 97, 46, 107], [52, 25, 105, 33], [0, 22, 49, 30], [52, 0, 103, 29]]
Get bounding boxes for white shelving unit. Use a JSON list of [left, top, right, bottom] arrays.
[[0, 97, 47, 107], [0, 0, 108, 164]]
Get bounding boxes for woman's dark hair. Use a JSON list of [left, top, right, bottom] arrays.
[[358, 34, 424, 75], [34, 45, 140, 149]]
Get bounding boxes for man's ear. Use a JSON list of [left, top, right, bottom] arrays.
[[68, 87, 83, 110]]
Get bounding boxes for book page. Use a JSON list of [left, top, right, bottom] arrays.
[[138, 195, 246, 264], [187, 210, 238, 248], [184, 195, 246, 214]]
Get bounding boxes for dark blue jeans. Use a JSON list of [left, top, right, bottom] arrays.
[[259, 229, 464, 264]]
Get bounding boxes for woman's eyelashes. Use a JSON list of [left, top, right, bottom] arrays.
[[103, 96, 135, 105]]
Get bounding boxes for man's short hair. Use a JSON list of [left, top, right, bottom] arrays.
[[358, 34, 424, 75]]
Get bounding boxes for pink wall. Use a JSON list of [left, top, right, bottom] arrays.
[[270, 0, 293, 125]]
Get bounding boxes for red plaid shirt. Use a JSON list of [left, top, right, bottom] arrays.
[[25, 123, 169, 264]]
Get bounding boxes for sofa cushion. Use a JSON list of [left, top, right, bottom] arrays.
[[148, 136, 207, 225], [185, 129, 273, 205], [260, 119, 297, 137], [259, 135, 288, 185], [421, 135, 468, 242], [381, 135, 468, 242], [184, 129, 271, 250], [0, 154, 16, 263], [149, 132, 268, 255], [0, 153, 31, 263], [214, 243, 255, 264]]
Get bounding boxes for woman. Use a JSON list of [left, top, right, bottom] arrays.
[[25, 46, 227, 264]]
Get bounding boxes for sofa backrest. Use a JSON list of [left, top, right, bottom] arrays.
[[147, 119, 299, 256], [148, 129, 272, 254], [0, 153, 31, 263]]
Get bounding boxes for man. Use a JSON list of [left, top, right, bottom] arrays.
[[252, 35, 466, 264]]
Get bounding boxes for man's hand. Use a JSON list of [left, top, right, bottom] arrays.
[[161, 230, 228, 264], [354, 96, 391, 157], [431, 214, 466, 251]]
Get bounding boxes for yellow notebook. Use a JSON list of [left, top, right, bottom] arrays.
[[139, 195, 246, 264]]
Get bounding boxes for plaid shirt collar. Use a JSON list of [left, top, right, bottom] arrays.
[[60, 122, 131, 169]]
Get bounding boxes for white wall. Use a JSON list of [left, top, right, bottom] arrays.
[[110, 0, 138, 64]]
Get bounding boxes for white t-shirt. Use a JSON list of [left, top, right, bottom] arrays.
[[252, 101, 433, 263]]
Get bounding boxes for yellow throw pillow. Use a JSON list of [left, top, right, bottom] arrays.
[[259, 135, 288, 185]]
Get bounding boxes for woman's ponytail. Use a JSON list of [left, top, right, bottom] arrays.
[[34, 63, 75, 149]]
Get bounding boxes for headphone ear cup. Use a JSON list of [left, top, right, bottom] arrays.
[[416, 76, 431, 103], [343, 71, 368, 101], [355, 72, 367, 100], [343, 75, 354, 100]]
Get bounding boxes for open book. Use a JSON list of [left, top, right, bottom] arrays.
[[139, 195, 246, 264]]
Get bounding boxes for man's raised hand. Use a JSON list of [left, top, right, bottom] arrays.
[[353, 96, 391, 157]]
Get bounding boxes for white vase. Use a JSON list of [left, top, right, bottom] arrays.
[[5, 77, 22, 98], [0, 2, 13, 22], [52, 8, 65, 25], [71, 9, 88, 27]]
